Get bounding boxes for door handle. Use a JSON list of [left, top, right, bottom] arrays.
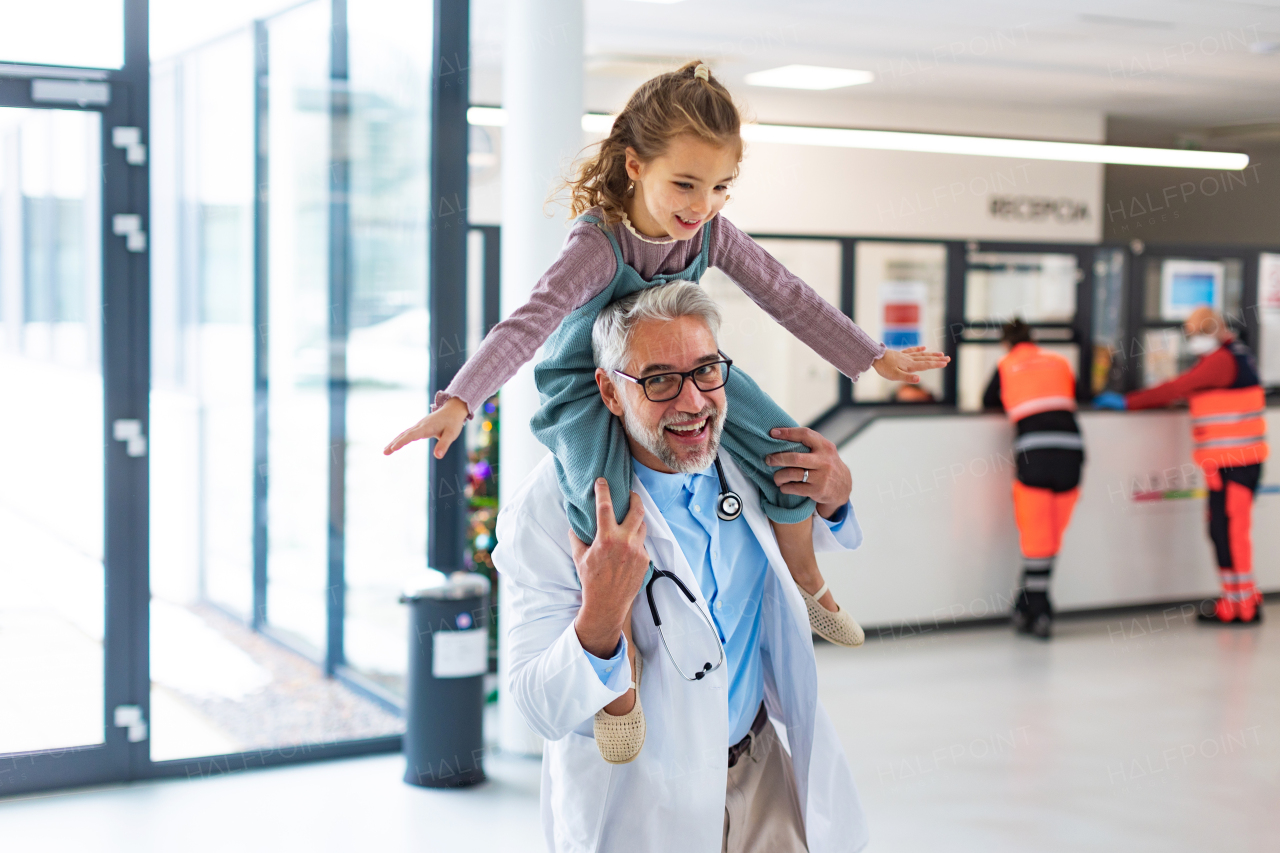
[[112, 419, 147, 457]]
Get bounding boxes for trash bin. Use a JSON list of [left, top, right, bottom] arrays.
[[400, 570, 491, 788]]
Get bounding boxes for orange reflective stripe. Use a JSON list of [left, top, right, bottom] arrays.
[[998, 344, 1076, 423]]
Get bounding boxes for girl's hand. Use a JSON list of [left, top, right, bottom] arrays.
[[872, 346, 950, 383], [383, 396, 469, 458]]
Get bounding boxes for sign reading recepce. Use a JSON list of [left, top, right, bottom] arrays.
[[988, 195, 1090, 224]]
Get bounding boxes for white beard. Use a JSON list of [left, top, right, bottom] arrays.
[[620, 394, 725, 474]]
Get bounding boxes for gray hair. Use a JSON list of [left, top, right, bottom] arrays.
[[591, 280, 722, 373]]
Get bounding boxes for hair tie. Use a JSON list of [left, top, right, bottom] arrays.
[[694, 63, 710, 81]]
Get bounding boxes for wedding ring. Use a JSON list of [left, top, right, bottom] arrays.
[[801, 470, 809, 483]]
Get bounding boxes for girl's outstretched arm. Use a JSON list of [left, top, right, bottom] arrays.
[[384, 396, 469, 457], [384, 222, 615, 456], [872, 345, 950, 384]]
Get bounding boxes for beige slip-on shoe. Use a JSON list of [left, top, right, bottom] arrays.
[[800, 583, 865, 647], [594, 652, 646, 764]]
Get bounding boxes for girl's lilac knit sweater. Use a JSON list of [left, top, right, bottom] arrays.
[[438, 209, 886, 416]]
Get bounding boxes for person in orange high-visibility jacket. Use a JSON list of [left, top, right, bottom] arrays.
[[983, 320, 1084, 639], [1095, 307, 1268, 625]]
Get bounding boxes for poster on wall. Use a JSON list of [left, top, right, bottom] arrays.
[[1260, 253, 1280, 387], [880, 281, 926, 349], [1160, 259, 1223, 321]]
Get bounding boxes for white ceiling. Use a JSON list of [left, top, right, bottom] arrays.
[[471, 0, 1280, 136]]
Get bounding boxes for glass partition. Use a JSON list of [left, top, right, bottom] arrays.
[[264, 0, 333, 657], [957, 250, 1083, 412], [150, 31, 257, 625], [852, 241, 947, 403], [701, 238, 842, 427], [1260, 253, 1280, 388], [1090, 248, 1126, 395], [341, 0, 432, 697], [1137, 255, 1244, 388], [147, 0, 423, 761], [965, 252, 1077, 325]]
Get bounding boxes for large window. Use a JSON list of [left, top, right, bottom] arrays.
[[148, 0, 433, 762]]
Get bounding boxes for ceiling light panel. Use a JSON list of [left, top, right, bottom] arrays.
[[466, 109, 1248, 169], [741, 124, 1249, 170], [744, 65, 876, 90]]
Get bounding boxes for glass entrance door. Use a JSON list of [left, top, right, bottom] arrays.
[[0, 107, 106, 760], [0, 71, 148, 794]]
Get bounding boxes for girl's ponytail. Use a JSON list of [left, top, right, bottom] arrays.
[[564, 60, 742, 225]]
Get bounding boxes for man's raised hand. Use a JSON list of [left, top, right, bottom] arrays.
[[570, 480, 649, 658]]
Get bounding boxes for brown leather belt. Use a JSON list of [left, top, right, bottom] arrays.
[[727, 702, 769, 768]]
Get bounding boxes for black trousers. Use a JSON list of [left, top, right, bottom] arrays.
[[1207, 463, 1261, 570]]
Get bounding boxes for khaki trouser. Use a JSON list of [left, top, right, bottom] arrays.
[[722, 720, 808, 853]]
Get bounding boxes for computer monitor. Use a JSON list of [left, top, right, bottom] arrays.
[[1160, 259, 1223, 321]]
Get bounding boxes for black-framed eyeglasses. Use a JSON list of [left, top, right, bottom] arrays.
[[612, 354, 734, 403]]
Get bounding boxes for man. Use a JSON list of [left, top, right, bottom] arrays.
[[494, 281, 868, 853], [1096, 307, 1268, 625], [982, 319, 1085, 639]]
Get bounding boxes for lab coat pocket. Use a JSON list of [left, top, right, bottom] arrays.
[[549, 731, 613, 853]]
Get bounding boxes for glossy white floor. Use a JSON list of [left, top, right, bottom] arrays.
[[3, 602, 1276, 853]]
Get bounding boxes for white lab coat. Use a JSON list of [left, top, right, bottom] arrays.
[[494, 453, 869, 853]]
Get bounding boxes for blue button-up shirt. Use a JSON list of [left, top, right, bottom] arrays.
[[585, 459, 847, 745]]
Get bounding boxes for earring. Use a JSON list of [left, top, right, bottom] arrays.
[[626, 180, 635, 198]]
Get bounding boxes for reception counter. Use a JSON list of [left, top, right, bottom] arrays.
[[816, 407, 1280, 631]]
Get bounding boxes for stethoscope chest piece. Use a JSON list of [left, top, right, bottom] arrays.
[[716, 491, 742, 521], [713, 456, 743, 521]]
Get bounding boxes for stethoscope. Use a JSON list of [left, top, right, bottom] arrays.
[[642, 455, 738, 681], [713, 455, 743, 521]]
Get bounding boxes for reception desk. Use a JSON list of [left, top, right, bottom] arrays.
[[816, 407, 1280, 630]]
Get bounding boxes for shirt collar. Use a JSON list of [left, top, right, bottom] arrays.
[[632, 458, 717, 514]]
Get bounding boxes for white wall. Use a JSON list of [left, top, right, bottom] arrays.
[[727, 148, 1101, 243], [818, 410, 1280, 630], [468, 100, 1105, 243]]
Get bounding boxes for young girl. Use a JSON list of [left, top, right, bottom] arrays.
[[385, 61, 947, 762]]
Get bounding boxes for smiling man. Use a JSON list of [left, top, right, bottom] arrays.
[[495, 281, 870, 853]]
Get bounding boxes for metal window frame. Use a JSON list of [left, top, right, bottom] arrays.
[[427, 0, 471, 576]]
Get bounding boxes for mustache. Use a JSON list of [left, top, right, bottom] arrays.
[[659, 405, 719, 429]]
